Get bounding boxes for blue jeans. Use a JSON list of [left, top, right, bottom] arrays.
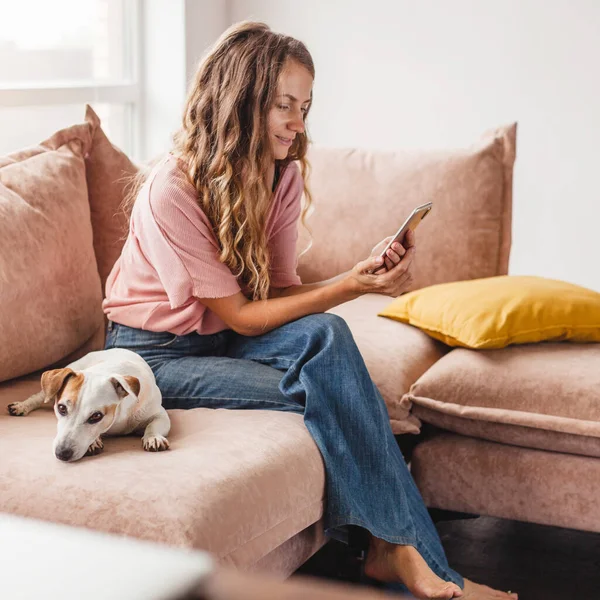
[[105, 313, 463, 589]]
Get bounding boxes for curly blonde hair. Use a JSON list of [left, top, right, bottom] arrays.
[[122, 21, 315, 302]]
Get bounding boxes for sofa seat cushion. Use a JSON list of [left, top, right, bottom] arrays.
[[405, 343, 600, 457], [412, 432, 600, 534], [0, 374, 326, 570], [327, 294, 450, 434]]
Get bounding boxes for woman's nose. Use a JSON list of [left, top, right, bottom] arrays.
[[289, 114, 305, 134]]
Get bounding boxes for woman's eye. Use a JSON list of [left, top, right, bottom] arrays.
[[57, 404, 68, 416], [87, 412, 103, 424], [278, 104, 290, 110]]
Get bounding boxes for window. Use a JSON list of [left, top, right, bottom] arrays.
[[0, 0, 140, 157]]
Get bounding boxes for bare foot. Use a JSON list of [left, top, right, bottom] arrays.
[[462, 579, 518, 599], [364, 537, 462, 599]]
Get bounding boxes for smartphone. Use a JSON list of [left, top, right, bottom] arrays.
[[375, 201, 432, 269]]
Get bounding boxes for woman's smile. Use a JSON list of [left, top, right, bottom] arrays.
[[275, 135, 293, 146]]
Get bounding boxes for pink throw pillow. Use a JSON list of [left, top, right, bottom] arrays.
[[83, 105, 142, 294], [0, 125, 104, 382]]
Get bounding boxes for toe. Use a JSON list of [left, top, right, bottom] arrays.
[[143, 438, 158, 451], [144, 436, 170, 452], [431, 583, 461, 599]]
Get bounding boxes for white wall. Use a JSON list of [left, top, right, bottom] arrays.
[[141, 0, 185, 161], [228, 0, 600, 291], [141, 0, 229, 160]]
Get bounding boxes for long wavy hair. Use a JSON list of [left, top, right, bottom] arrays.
[[122, 21, 315, 301]]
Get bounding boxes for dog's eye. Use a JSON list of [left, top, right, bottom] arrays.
[[57, 403, 68, 416], [87, 412, 104, 424]]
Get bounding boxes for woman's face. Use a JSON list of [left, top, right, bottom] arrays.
[[268, 60, 313, 160]]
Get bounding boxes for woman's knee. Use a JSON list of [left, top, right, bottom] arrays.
[[299, 313, 353, 342]]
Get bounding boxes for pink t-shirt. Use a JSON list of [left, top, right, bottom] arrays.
[[103, 154, 303, 335]]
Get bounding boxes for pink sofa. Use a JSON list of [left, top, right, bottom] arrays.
[[1, 106, 597, 579]]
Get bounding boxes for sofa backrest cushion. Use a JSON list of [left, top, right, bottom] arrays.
[[297, 123, 516, 290], [84, 105, 142, 295], [0, 123, 104, 383]]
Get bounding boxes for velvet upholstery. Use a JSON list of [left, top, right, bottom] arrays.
[[297, 124, 516, 290], [405, 343, 600, 453], [0, 124, 103, 383], [83, 104, 141, 295], [251, 522, 327, 578], [412, 433, 600, 534], [0, 372, 326, 570]]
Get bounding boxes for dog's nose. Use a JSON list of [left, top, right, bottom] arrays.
[[56, 448, 74, 462]]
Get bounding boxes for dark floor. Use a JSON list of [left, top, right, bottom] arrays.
[[295, 516, 600, 599]]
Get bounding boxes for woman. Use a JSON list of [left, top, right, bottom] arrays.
[[104, 21, 517, 600]]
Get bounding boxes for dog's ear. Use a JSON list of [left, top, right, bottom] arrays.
[[109, 375, 141, 400], [41, 368, 75, 403], [124, 376, 141, 397]]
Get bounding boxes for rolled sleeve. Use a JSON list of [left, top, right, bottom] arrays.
[[139, 177, 241, 309]]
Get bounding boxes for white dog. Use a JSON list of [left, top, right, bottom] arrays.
[[7, 348, 170, 462]]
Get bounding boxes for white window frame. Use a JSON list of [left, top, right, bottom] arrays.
[[0, 0, 143, 159]]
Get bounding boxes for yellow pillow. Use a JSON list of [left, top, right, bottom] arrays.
[[378, 275, 600, 349]]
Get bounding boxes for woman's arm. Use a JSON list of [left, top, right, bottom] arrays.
[[269, 231, 411, 299], [199, 276, 360, 337], [199, 231, 415, 337], [269, 272, 347, 299]]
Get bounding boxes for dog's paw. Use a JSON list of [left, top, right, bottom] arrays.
[[85, 438, 104, 456], [143, 435, 170, 452], [7, 402, 28, 416]]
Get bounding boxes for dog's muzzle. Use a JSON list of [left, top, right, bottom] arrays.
[[55, 447, 74, 462]]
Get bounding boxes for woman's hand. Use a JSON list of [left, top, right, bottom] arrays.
[[369, 235, 408, 274], [346, 229, 416, 297]]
